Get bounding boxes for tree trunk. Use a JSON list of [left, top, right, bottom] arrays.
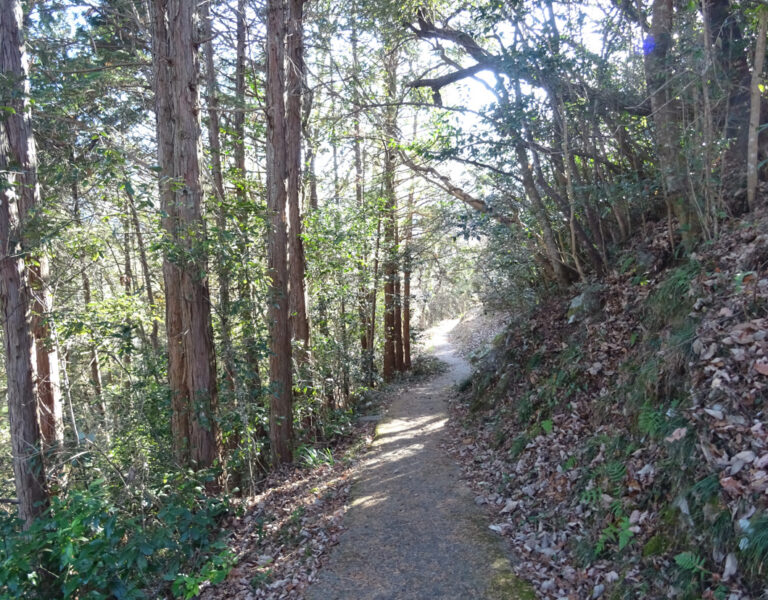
[[403, 176, 414, 371], [0, 0, 49, 525], [73, 179, 108, 440], [286, 0, 310, 360], [201, 0, 235, 391], [29, 259, 63, 448], [125, 187, 158, 351], [152, 0, 189, 465], [266, 0, 293, 466], [233, 0, 261, 390], [702, 0, 754, 191], [747, 5, 768, 210], [646, 0, 701, 248], [153, 0, 219, 469], [381, 50, 399, 382], [514, 144, 570, 286], [393, 229, 404, 372], [168, 0, 219, 470]]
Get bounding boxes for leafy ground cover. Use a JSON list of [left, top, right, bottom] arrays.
[[447, 209, 768, 599]]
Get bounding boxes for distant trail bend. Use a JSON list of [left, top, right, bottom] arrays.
[[305, 319, 534, 600]]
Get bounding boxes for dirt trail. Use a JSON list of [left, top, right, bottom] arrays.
[[305, 320, 533, 600]]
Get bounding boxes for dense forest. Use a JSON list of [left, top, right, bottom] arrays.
[[1, 0, 767, 597]]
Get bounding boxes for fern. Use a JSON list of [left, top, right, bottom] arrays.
[[604, 460, 627, 485], [638, 403, 665, 438], [617, 517, 635, 550], [674, 551, 706, 573]]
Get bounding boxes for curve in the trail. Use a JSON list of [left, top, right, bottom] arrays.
[[305, 320, 534, 600]]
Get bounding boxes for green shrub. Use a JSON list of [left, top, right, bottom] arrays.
[[0, 473, 232, 599]]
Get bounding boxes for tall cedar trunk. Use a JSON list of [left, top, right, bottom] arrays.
[[201, 0, 235, 391], [30, 259, 63, 447], [351, 10, 373, 379], [266, 0, 293, 465], [153, 0, 219, 469], [286, 0, 309, 359], [234, 0, 261, 390], [381, 50, 398, 382], [168, 0, 219, 470], [645, 0, 701, 248], [152, 0, 189, 464], [0, 0, 49, 525]]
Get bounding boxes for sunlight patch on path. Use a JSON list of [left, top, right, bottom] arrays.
[[305, 320, 534, 600]]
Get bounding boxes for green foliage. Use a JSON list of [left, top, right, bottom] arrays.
[[645, 261, 700, 331], [508, 434, 528, 459], [297, 445, 335, 469], [0, 475, 232, 599], [674, 551, 706, 573], [739, 513, 768, 577], [596, 516, 635, 556]]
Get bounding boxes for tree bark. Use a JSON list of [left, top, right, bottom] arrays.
[[152, 0, 189, 465], [201, 0, 235, 391], [233, 0, 261, 391], [393, 223, 404, 372], [266, 0, 293, 465], [29, 259, 63, 448], [747, 5, 768, 211], [286, 0, 310, 361], [403, 152, 414, 371], [168, 0, 219, 470], [153, 0, 219, 470], [125, 187, 158, 351], [0, 0, 49, 525], [381, 49, 399, 383]]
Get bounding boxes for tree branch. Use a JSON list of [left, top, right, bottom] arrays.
[[399, 152, 517, 226]]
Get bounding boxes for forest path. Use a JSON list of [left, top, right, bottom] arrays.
[[305, 320, 534, 600]]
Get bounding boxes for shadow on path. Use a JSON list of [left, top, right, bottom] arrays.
[[305, 320, 534, 600]]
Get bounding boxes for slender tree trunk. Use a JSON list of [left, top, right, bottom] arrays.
[[381, 51, 399, 382], [202, 0, 236, 391], [125, 188, 158, 351], [73, 179, 108, 440], [368, 215, 381, 387], [403, 178, 414, 371], [266, 0, 293, 465], [393, 226, 404, 372], [747, 6, 768, 211], [286, 0, 309, 359], [233, 0, 261, 390], [0, 0, 49, 525], [29, 260, 63, 448], [515, 144, 570, 285]]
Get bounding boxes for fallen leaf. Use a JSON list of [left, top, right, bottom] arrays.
[[665, 427, 688, 442]]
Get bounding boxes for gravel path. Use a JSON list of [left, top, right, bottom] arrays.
[[305, 320, 534, 600]]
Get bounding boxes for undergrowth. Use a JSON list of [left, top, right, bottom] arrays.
[[0, 472, 232, 599]]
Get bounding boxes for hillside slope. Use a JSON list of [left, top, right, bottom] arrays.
[[449, 211, 768, 599]]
